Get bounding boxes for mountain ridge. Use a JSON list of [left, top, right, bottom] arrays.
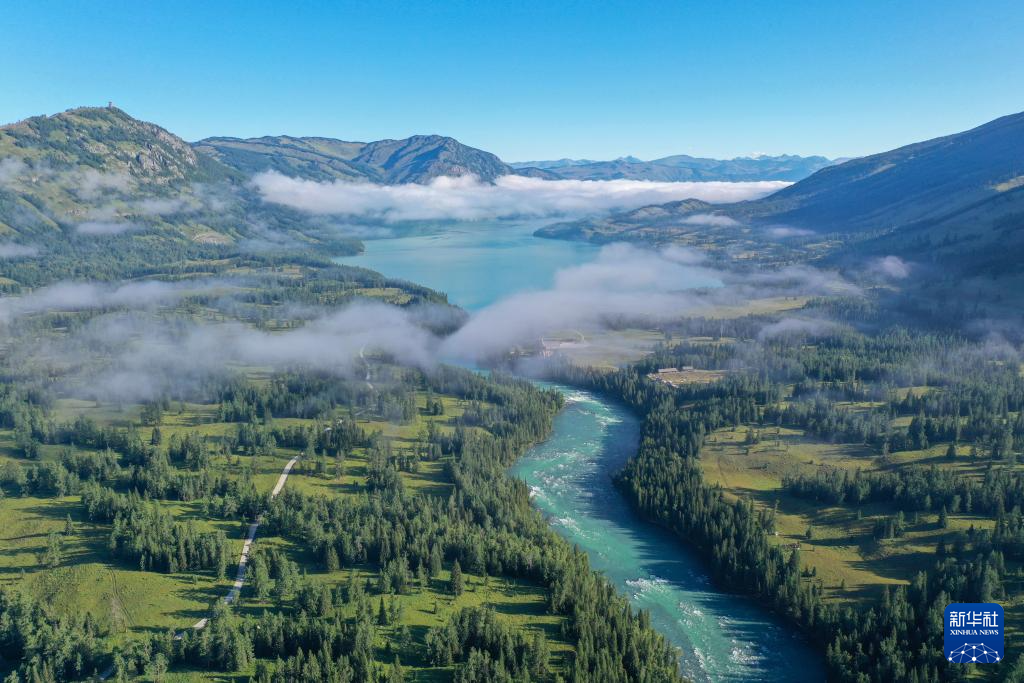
[[195, 133, 559, 184], [512, 153, 834, 182], [0, 106, 242, 241], [724, 110, 1024, 232], [0, 106, 357, 258], [537, 110, 1024, 278]]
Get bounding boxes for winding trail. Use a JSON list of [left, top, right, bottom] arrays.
[[98, 454, 301, 678], [190, 454, 300, 630], [98, 453, 300, 679], [359, 345, 374, 390], [191, 347, 373, 625]]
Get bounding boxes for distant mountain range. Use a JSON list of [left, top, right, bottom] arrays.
[[196, 134, 558, 185], [539, 112, 1024, 279], [0, 105, 831, 251], [511, 158, 606, 170], [5, 105, 1023, 287], [511, 154, 835, 182], [197, 139, 833, 186]]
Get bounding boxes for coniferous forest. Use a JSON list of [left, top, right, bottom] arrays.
[[553, 310, 1024, 683]]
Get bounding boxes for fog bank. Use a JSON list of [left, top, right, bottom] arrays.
[[253, 173, 788, 222]]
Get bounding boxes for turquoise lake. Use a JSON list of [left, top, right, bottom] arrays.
[[338, 221, 600, 311], [339, 221, 823, 681]]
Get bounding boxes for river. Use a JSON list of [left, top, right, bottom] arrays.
[[337, 221, 824, 681], [511, 385, 821, 682]]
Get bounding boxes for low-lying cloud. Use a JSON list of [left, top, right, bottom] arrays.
[[0, 159, 131, 200], [766, 226, 816, 238], [757, 316, 840, 340], [72, 168, 133, 200], [135, 197, 193, 216], [0, 157, 229, 237], [76, 220, 138, 235], [441, 244, 856, 362], [0, 243, 39, 259], [718, 264, 859, 298], [0, 279, 235, 324], [679, 213, 740, 227], [870, 255, 911, 279], [73, 188, 215, 235], [57, 303, 437, 401], [253, 172, 788, 222], [0, 158, 29, 187], [2, 243, 859, 399]]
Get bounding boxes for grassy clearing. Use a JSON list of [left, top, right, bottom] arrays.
[[0, 493, 230, 642], [698, 296, 810, 319], [700, 426, 1004, 601]]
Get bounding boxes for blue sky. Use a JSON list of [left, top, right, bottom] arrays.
[[2, 0, 1022, 161]]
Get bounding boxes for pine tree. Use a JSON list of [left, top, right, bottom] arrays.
[[449, 560, 464, 597], [146, 653, 168, 683], [387, 655, 405, 683], [324, 545, 340, 572], [42, 531, 62, 568], [429, 544, 442, 578], [396, 624, 412, 655]]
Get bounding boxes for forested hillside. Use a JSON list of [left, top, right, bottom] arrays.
[[551, 306, 1024, 682], [538, 111, 1024, 287], [0, 106, 371, 292], [0, 107, 239, 240]]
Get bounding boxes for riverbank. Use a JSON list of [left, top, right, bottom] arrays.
[[511, 383, 823, 682]]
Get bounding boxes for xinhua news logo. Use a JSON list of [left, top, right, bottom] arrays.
[[944, 603, 1003, 664]]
